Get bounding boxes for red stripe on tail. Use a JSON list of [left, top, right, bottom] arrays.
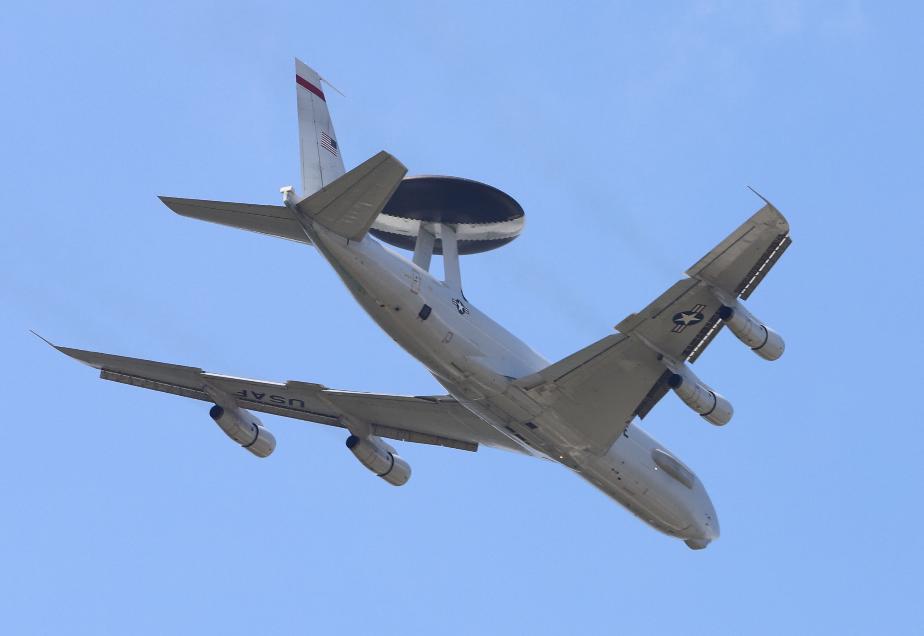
[[296, 74, 326, 102]]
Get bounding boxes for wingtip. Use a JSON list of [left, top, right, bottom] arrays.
[[157, 196, 184, 214], [31, 330, 78, 360], [747, 185, 772, 206], [746, 186, 789, 233], [30, 331, 103, 369], [30, 329, 57, 348]]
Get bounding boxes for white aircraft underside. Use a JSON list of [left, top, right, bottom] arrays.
[[43, 59, 792, 550]]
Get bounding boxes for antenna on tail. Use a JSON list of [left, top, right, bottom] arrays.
[[319, 75, 346, 97]]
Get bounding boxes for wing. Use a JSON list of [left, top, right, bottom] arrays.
[[516, 201, 791, 454], [44, 340, 523, 454], [516, 333, 663, 453], [615, 200, 790, 369]]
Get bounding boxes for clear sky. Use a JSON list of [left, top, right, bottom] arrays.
[[2, 1, 922, 634]]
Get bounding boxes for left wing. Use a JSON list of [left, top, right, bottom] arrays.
[[516, 201, 791, 454], [617, 200, 791, 365], [43, 340, 524, 454]]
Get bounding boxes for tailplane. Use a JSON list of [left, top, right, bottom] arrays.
[[296, 58, 345, 195], [291, 151, 406, 241]]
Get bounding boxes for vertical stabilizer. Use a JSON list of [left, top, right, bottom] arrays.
[[295, 59, 345, 195]]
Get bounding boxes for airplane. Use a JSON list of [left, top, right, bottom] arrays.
[[40, 59, 791, 550]]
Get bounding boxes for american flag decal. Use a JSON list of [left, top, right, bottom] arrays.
[[319, 130, 339, 157]]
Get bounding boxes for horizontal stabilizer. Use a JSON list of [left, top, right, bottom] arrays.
[[295, 151, 407, 241], [160, 197, 311, 244]]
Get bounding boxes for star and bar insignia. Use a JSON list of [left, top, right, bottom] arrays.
[[671, 304, 706, 333]]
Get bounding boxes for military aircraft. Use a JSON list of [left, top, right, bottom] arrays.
[[41, 59, 791, 549]]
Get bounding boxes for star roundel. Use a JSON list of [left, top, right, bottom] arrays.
[[671, 304, 707, 333]]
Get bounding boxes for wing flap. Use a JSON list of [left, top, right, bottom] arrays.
[[737, 234, 792, 300], [615, 278, 722, 361]]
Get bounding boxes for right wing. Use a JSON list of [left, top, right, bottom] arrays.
[[516, 201, 791, 454], [44, 340, 524, 454]]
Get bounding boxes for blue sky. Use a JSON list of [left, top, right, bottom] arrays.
[[2, 1, 922, 633]]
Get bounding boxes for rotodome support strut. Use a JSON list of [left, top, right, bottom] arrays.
[[370, 174, 526, 294]]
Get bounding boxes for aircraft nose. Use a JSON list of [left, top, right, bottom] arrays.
[[702, 508, 720, 541], [684, 488, 720, 550]]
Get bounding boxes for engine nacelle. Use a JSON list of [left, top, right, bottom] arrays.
[[718, 303, 785, 361], [209, 404, 276, 458], [346, 435, 411, 486], [667, 369, 733, 426]]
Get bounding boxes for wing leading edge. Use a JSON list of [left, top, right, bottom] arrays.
[[42, 338, 524, 454]]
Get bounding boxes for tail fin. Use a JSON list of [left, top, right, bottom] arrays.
[[295, 58, 345, 195]]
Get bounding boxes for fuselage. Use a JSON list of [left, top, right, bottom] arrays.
[[307, 222, 719, 548]]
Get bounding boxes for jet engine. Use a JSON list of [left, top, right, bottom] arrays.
[[718, 302, 785, 361], [209, 404, 276, 458], [667, 367, 733, 426], [346, 435, 411, 486]]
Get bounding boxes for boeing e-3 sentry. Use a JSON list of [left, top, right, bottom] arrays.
[[43, 59, 791, 549]]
